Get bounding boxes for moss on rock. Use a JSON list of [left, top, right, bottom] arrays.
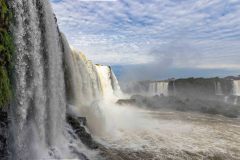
[[0, 0, 14, 108], [0, 66, 11, 107]]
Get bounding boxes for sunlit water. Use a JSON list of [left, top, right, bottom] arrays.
[[94, 104, 240, 160]]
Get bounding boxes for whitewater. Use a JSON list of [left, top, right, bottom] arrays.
[[95, 106, 240, 160], [7, 0, 240, 160]]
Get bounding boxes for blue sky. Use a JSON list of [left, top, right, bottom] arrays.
[[50, 0, 240, 80]]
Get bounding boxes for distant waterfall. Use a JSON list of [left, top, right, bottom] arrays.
[[232, 80, 240, 105], [232, 80, 240, 96], [149, 81, 169, 96], [215, 81, 223, 95], [109, 67, 122, 97], [95, 65, 122, 99], [9, 1, 92, 159]]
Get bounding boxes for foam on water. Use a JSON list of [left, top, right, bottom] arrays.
[[94, 103, 240, 159]]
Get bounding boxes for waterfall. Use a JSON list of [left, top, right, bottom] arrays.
[[68, 47, 102, 106], [232, 80, 240, 96], [8, 0, 123, 159], [9, 1, 94, 159], [63, 46, 122, 105], [215, 81, 223, 95], [109, 67, 122, 97], [149, 81, 169, 96], [95, 64, 122, 100], [63, 46, 122, 134]]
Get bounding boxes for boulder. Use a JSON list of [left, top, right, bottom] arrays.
[[67, 115, 98, 149]]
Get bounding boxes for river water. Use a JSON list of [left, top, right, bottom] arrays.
[[95, 106, 240, 160]]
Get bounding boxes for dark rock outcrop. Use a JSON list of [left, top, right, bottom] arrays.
[[67, 115, 98, 149], [116, 99, 136, 105], [0, 108, 8, 160]]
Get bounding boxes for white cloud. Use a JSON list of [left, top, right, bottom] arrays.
[[50, 0, 240, 77]]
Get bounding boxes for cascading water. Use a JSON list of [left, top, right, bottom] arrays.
[[149, 81, 169, 96], [9, 1, 95, 159], [8, 1, 239, 160], [214, 81, 230, 104], [232, 80, 240, 105], [66, 47, 102, 107], [62, 46, 123, 135], [109, 67, 122, 97], [215, 81, 223, 95], [95, 64, 122, 100], [232, 80, 240, 96]]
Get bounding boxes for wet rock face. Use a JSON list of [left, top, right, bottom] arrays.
[[67, 115, 98, 149], [0, 109, 8, 160], [116, 99, 136, 105]]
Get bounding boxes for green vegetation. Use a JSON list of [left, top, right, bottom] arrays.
[[0, 0, 14, 108], [0, 66, 11, 107]]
